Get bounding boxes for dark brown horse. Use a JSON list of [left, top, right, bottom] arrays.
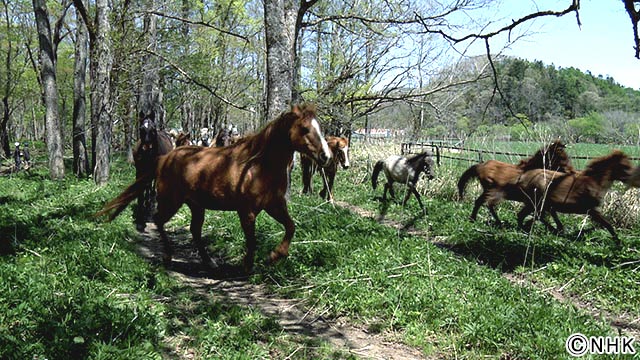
[[513, 150, 633, 242], [98, 104, 332, 272], [457, 140, 575, 225], [133, 112, 174, 230], [301, 136, 350, 201]]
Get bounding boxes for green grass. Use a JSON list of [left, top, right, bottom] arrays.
[[0, 156, 338, 360], [1, 139, 639, 359]]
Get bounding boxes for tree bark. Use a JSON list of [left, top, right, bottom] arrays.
[[263, 0, 299, 122], [73, 8, 89, 177], [90, 0, 113, 185], [1, 0, 13, 157], [32, 0, 65, 179], [140, 7, 163, 127]]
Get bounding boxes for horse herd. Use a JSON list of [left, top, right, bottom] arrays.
[[99, 104, 640, 273]]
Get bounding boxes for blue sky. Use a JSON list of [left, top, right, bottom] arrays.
[[481, 0, 640, 89]]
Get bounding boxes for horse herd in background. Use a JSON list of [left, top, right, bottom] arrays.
[[99, 104, 640, 273]]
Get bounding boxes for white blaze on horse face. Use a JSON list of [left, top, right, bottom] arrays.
[[311, 118, 332, 162], [341, 146, 350, 168]]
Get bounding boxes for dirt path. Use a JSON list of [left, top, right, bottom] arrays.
[[136, 223, 431, 360], [334, 201, 640, 339]]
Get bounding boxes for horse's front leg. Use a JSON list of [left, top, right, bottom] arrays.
[[238, 210, 258, 272], [406, 184, 426, 213], [265, 200, 295, 265], [588, 209, 619, 245]]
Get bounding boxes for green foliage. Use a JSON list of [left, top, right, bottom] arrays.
[[433, 57, 640, 143], [567, 112, 605, 143]]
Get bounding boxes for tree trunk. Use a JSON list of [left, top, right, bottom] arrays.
[[1, 0, 12, 158], [73, 9, 89, 177], [32, 0, 64, 179], [1, 98, 9, 157], [91, 0, 113, 185], [263, 0, 299, 122], [140, 8, 163, 127]]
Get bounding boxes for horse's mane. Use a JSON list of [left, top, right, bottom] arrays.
[[237, 104, 317, 164], [406, 151, 432, 166], [582, 150, 627, 177], [518, 140, 574, 173]]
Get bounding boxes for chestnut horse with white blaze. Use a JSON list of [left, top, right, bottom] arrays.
[[301, 136, 350, 200], [98, 104, 332, 272]]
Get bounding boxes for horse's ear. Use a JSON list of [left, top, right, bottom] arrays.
[[291, 104, 302, 116]]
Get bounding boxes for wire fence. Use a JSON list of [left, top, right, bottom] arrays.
[[401, 141, 640, 169]]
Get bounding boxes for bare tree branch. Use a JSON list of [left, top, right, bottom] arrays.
[[623, 0, 640, 59], [414, 0, 581, 43], [139, 10, 250, 43], [140, 49, 252, 113]]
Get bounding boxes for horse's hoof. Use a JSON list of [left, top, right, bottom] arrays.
[[267, 250, 288, 265]]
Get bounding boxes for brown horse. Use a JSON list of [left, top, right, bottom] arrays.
[[98, 104, 331, 272], [513, 150, 633, 242], [458, 140, 575, 225], [301, 136, 350, 201], [174, 132, 192, 147], [133, 112, 174, 230]]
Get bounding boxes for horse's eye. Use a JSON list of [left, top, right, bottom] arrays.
[[300, 127, 310, 135]]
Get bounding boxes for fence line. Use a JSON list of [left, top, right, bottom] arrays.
[[401, 142, 640, 167]]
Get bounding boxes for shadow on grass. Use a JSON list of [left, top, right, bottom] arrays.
[[437, 221, 628, 273]]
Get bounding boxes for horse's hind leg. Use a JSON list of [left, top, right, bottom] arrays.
[[265, 201, 295, 266], [470, 192, 487, 221], [188, 204, 216, 270], [238, 210, 258, 273], [517, 203, 534, 231], [386, 181, 396, 199], [153, 196, 182, 266]]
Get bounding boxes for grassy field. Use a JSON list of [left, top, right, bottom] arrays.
[[1, 139, 639, 359]]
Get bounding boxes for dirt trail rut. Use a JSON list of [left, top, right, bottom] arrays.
[[136, 223, 430, 360]]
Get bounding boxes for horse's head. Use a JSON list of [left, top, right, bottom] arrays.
[[328, 136, 350, 169], [627, 165, 640, 188], [175, 132, 192, 147], [289, 104, 331, 167], [139, 112, 158, 152], [521, 140, 574, 173], [421, 155, 435, 180], [409, 152, 435, 180], [585, 150, 633, 183], [545, 140, 575, 172], [609, 150, 634, 182]]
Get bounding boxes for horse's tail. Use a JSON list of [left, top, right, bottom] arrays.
[[95, 171, 154, 222], [371, 160, 384, 190], [457, 164, 479, 199]]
